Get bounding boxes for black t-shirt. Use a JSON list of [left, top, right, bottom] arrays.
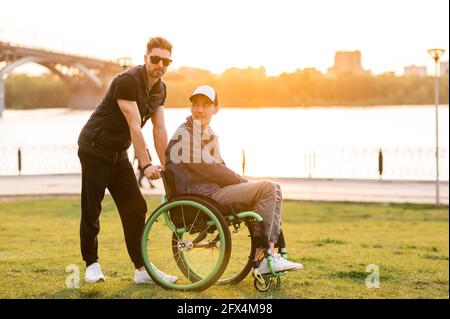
[[114, 75, 138, 102], [78, 65, 167, 160], [112, 73, 167, 107]]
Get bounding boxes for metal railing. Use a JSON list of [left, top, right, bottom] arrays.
[[0, 145, 448, 181], [302, 147, 449, 181], [0, 145, 81, 175]]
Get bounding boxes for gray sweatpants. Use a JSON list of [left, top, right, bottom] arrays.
[[210, 181, 282, 243]]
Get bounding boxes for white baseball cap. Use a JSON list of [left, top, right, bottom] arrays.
[[189, 85, 219, 106]]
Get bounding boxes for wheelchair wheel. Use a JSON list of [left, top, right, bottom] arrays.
[[217, 219, 256, 285], [272, 276, 281, 288], [141, 196, 231, 291], [254, 276, 271, 292], [170, 195, 256, 286]]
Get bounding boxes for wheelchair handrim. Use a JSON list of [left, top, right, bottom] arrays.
[[141, 200, 227, 291]]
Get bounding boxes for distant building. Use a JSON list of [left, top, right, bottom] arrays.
[[440, 61, 449, 76], [327, 50, 366, 75], [404, 65, 427, 77]]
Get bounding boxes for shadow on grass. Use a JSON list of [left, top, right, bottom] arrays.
[[314, 238, 346, 246], [422, 253, 449, 261], [328, 269, 394, 283]]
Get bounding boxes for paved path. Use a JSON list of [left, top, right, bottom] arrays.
[[0, 174, 448, 204]]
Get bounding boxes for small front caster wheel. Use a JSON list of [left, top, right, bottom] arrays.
[[272, 276, 281, 288], [254, 276, 271, 292]]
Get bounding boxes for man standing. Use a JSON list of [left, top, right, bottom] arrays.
[[77, 37, 176, 284]]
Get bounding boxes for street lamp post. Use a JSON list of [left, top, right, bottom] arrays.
[[427, 48, 445, 206], [117, 57, 132, 71]]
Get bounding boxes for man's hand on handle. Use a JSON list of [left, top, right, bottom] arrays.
[[144, 165, 163, 180]]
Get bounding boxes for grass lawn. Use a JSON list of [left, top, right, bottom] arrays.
[[0, 196, 448, 299]]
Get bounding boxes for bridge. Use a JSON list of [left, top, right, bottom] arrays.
[[0, 41, 126, 116]]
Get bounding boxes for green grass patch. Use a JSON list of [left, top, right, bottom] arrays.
[[0, 197, 448, 299]]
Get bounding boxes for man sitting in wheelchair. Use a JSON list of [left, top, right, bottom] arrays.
[[165, 85, 303, 275]]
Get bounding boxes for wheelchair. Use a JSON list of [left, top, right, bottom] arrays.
[[140, 168, 289, 292]]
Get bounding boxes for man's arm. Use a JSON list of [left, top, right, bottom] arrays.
[[151, 106, 168, 167], [117, 99, 161, 179]]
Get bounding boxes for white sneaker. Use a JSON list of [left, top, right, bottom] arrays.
[[257, 255, 302, 275], [276, 255, 304, 270], [134, 263, 177, 284], [84, 262, 105, 283]]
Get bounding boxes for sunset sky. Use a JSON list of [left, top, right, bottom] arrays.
[[0, 0, 449, 75]]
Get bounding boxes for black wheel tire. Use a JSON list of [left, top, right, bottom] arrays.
[[218, 219, 256, 285], [273, 276, 281, 288]]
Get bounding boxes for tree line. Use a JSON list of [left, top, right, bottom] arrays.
[[4, 66, 449, 109]]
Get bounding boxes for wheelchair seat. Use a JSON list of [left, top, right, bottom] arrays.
[[161, 166, 237, 217]]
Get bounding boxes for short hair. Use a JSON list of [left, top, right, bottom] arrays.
[[146, 37, 173, 54]]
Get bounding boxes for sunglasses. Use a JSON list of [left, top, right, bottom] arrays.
[[148, 55, 172, 67]]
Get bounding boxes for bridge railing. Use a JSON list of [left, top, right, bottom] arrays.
[[0, 41, 119, 65]]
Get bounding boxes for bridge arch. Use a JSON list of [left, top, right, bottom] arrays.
[[0, 57, 102, 115]]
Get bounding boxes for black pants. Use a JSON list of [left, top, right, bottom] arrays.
[[78, 149, 147, 269]]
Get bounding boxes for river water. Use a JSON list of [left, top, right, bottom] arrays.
[[0, 105, 448, 180]]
